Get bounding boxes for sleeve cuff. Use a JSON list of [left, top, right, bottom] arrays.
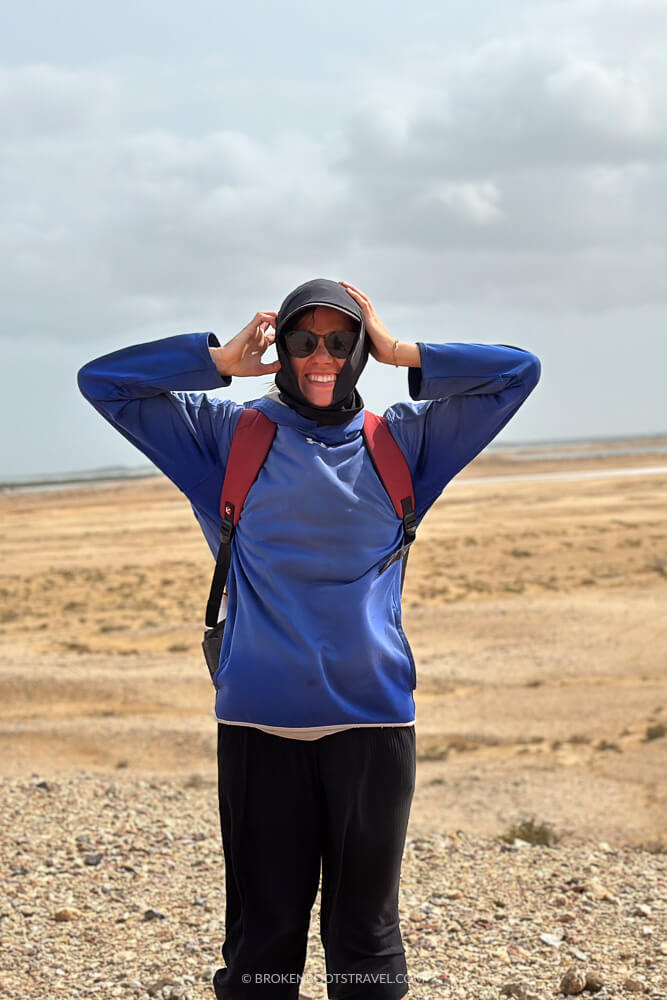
[[407, 343, 424, 400], [207, 332, 231, 386]]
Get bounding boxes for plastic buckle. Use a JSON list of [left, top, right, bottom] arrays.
[[220, 517, 234, 544], [403, 509, 417, 543]]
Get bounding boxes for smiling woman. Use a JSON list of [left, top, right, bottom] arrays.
[[77, 276, 541, 1000], [286, 305, 358, 406]]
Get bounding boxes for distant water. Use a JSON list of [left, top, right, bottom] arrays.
[[456, 465, 667, 486], [504, 445, 667, 461], [1, 466, 158, 494], [3, 434, 667, 494]]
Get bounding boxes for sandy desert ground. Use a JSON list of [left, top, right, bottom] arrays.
[[1, 436, 666, 850], [2, 438, 667, 999]]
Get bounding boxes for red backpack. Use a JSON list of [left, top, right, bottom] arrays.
[[202, 408, 417, 676]]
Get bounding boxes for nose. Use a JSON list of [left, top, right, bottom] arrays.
[[313, 336, 333, 361]]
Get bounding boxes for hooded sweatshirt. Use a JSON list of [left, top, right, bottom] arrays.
[[78, 310, 541, 739]]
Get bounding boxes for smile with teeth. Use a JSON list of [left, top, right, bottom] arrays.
[[306, 374, 337, 382]]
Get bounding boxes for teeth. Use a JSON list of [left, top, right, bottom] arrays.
[[307, 374, 336, 382]]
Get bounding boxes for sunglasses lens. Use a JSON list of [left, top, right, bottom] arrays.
[[283, 328, 358, 358], [284, 330, 317, 357], [327, 330, 357, 358]]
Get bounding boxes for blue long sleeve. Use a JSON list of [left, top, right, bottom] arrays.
[[78, 334, 541, 558], [77, 332, 541, 729], [77, 332, 242, 536], [385, 342, 541, 520]]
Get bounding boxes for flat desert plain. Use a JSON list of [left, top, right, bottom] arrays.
[[1, 438, 666, 848]]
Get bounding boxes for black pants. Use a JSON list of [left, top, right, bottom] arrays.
[[213, 723, 416, 1000]]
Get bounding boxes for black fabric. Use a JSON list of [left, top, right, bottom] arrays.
[[205, 513, 234, 629], [202, 619, 226, 679], [274, 277, 370, 426], [213, 724, 416, 1000]]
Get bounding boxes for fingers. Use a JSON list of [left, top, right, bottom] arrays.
[[338, 280, 371, 309], [254, 327, 276, 352], [250, 323, 278, 373], [240, 312, 277, 340]]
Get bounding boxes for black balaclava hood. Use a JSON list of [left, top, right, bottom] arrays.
[[274, 278, 370, 426]]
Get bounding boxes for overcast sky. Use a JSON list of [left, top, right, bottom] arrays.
[[2, 0, 666, 478]]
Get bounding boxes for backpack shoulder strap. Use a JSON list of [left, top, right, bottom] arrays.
[[218, 408, 277, 527], [205, 408, 276, 626], [361, 411, 417, 590]]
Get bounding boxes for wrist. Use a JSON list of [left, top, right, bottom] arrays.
[[393, 342, 421, 368], [209, 344, 233, 378]]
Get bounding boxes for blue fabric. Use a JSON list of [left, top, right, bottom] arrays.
[[78, 332, 540, 729]]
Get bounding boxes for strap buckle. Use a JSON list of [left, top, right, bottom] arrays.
[[220, 502, 235, 544], [378, 499, 418, 576], [402, 508, 417, 544]]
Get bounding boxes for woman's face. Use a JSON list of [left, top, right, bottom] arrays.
[[289, 306, 358, 407]]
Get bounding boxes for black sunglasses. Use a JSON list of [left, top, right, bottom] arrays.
[[283, 328, 358, 359]]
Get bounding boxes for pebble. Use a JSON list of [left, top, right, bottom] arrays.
[[2, 773, 666, 1000], [146, 978, 181, 997], [54, 907, 81, 921], [587, 879, 616, 902], [414, 970, 439, 982], [539, 932, 563, 948], [560, 967, 587, 995], [500, 981, 537, 1000]]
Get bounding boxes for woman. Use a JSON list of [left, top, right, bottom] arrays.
[[78, 277, 541, 1000]]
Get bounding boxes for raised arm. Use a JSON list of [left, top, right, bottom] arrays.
[[385, 341, 541, 519], [77, 331, 241, 498], [338, 281, 541, 521], [77, 313, 281, 544]]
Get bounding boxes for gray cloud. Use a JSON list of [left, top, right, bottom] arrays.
[[0, 64, 119, 139], [2, 0, 667, 477], [0, 0, 666, 346]]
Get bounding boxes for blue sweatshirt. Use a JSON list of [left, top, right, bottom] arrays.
[[77, 334, 540, 735]]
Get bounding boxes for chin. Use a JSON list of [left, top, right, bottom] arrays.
[[301, 382, 336, 407], [305, 393, 335, 407]]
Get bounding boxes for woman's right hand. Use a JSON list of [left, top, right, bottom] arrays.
[[210, 311, 281, 378]]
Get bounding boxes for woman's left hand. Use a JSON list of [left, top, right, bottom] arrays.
[[338, 281, 398, 365], [338, 281, 420, 368]]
